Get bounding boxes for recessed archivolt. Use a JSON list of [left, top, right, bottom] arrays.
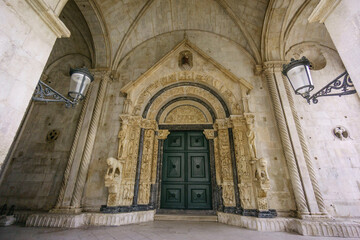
[[126, 73, 242, 118], [145, 85, 227, 120]]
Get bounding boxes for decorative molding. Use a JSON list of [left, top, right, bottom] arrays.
[[25, 0, 70, 38], [308, 0, 341, 23]]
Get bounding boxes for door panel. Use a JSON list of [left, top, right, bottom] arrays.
[[187, 185, 211, 209], [161, 184, 185, 209], [188, 132, 207, 150], [163, 153, 185, 182], [161, 131, 211, 210], [166, 132, 185, 151], [188, 153, 209, 182]]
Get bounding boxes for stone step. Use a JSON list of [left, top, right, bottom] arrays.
[[154, 214, 218, 222]]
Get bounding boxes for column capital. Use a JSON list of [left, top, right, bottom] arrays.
[[263, 61, 287, 73], [203, 129, 215, 140], [90, 69, 112, 82], [141, 119, 157, 130], [157, 130, 170, 140]]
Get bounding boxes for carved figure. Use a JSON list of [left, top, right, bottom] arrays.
[[254, 158, 270, 211], [255, 158, 270, 185], [246, 116, 256, 159], [105, 157, 125, 206]]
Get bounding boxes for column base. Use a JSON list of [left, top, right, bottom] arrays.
[[218, 212, 360, 238], [26, 210, 155, 228], [49, 208, 82, 214]]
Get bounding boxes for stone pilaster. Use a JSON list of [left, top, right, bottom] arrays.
[[214, 119, 236, 207], [51, 70, 105, 213], [138, 120, 157, 205], [230, 115, 256, 209]]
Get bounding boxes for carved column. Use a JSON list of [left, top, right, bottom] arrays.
[[70, 72, 110, 210], [152, 130, 170, 185], [52, 82, 95, 211], [138, 120, 157, 205], [283, 70, 328, 215], [263, 64, 310, 216], [153, 130, 170, 208], [214, 119, 236, 207], [230, 115, 256, 209]]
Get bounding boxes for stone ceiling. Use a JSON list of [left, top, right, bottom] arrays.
[[67, 0, 334, 70]]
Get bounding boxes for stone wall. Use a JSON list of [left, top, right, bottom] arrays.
[[0, 0, 67, 168], [0, 0, 93, 210], [291, 51, 360, 217]]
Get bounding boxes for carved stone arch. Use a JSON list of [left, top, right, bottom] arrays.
[[141, 82, 230, 120]]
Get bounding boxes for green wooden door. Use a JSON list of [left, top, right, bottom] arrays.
[[161, 131, 212, 209]]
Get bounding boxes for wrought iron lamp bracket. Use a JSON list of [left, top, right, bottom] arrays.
[[32, 80, 76, 108], [306, 71, 356, 104]]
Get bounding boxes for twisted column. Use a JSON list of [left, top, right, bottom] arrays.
[[283, 77, 327, 214], [264, 67, 309, 215], [54, 83, 94, 209], [70, 72, 109, 209]]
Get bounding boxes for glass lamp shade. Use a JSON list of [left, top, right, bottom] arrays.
[[282, 57, 314, 98], [69, 67, 94, 101]]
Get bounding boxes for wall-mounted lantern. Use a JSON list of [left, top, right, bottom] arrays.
[[32, 67, 94, 107], [282, 57, 356, 104]]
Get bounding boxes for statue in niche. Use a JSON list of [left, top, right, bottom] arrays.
[[179, 50, 193, 71]]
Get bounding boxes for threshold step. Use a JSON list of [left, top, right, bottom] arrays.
[[154, 214, 218, 222]]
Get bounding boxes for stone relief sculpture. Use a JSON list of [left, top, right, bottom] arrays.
[[231, 115, 254, 209], [245, 114, 256, 160], [105, 115, 141, 207], [138, 127, 156, 205], [214, 120, 236, 207]]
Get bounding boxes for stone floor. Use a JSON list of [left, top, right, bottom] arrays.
[[0, 221, 358, 240]]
